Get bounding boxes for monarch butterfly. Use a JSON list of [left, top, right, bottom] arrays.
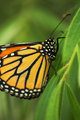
[[0, 14, 69, 99], [0, 39, 58, 99]]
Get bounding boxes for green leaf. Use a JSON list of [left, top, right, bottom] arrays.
[[45, 80, 63, 120], [66, 83, 80, 120], [62, 8, 80, 64], [77, 42, 80, 87], [60, 52, 78, 120]]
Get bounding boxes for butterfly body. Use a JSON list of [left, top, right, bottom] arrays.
[[0, 38, 58, 99]]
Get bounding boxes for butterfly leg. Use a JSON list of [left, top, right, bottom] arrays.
[[56, 36, 65, 52]]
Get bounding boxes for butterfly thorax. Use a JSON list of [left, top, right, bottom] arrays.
[[40, 38, 57, 61]]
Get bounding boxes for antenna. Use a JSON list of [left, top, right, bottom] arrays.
[[49, 13, 71, 39]]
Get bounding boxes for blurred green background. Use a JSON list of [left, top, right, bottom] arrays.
[[0, 0, 80, 120], [0, 0, 79, 45]]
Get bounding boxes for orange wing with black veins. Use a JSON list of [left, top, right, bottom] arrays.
[[0, 44, 50, 99]]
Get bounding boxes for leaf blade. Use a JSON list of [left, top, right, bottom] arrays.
[[66, 83, 80, 120], [62, 8, 80, 64]]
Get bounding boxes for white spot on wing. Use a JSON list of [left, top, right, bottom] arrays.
[[15, 93, 19, 96], [20, 47, 27, 50], [20, 94, 23, 97], [24, 93, 28, 97], [2, 55, 8, 59], [10, 90, 14, 94], [1, 48, 6, 51], [11, 53, 15, 56], [21, 90, 25, 93], [5, 89, 9, 93], [25, 89, 29, 92]]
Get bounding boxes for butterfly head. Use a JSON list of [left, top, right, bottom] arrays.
[[41, 38, 59, 61]]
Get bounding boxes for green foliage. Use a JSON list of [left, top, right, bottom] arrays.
[[0, 1, 80, 120], [62, 8, 80, 63], [34, 8, 80, 120], [66, 83, 80, 120]]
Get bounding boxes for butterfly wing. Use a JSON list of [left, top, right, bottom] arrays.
[[0, 43, 50, 99]]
